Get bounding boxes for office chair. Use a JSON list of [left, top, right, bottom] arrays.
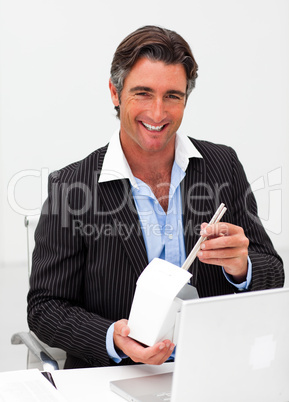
[[11, 215, 66, 370]]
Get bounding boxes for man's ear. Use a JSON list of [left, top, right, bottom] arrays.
[[109, 79, 120, 107]]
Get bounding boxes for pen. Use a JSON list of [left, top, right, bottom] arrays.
[[41, 371, 57, 389]]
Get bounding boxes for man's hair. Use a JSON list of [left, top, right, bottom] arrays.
[[110, 25, 198, 118]]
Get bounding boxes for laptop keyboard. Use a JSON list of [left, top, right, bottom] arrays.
[[154, 392, 171, 401]]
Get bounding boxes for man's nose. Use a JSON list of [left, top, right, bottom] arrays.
[[151, 98, 166, 122]]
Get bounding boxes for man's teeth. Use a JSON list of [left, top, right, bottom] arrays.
[[142, 122, 165, 132]]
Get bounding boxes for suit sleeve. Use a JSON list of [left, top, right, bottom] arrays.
[[229, 147, 284, 290], [27, 171, 113, 367]]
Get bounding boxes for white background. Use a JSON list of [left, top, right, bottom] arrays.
[[0, 0, 288, 370]]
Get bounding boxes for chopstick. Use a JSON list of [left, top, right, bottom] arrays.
[[181, 203, 227, 271]]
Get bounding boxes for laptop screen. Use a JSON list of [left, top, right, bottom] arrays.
[[111, 288, 289, 402]]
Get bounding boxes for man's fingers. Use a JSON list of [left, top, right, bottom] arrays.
[[200, 234, 249, 251], [144, 341, 175, 365], [200, 222, 208, 231], [127, 340, 174, 365], [199, 223, 249, 249], [114, 319, 130, 337], [197, 222, 249, 282], [114, 320, 175, 365], [198, 247, 241, 260], [200, 222, 231, 238], [200, 235, 232, 250]]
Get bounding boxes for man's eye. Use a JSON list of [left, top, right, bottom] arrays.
[[167, 94, 180, 100], [135, 92, 149, 97]]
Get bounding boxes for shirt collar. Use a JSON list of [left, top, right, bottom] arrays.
[[98, 129, 137, 187], [174, 130, 202, 171], [98, 128, 202, 188]]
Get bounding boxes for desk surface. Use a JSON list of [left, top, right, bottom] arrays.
[[52, 362, 174, 401]]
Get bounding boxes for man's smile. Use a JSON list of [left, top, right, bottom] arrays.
[[141, 121, 167, 132]]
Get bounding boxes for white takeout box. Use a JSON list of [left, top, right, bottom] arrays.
[[128, 258, 199, 346]]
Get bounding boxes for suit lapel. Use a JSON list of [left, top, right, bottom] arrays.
[[97, 179, 148, 277], [182, 157, 210, 281]]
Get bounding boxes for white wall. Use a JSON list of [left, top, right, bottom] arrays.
[[1, 0, 289, 271]]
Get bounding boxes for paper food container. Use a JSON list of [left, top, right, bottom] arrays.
[[128, 258, 199, 347]]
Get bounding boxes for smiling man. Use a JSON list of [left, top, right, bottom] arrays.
[[28, 26, 284, 369], [109, 57, 187, 214], [110, 57, 186, 155]]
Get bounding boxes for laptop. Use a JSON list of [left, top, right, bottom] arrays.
[[110, 287, 289, 402]]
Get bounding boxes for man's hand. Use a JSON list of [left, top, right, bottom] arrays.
[[113, 319, 175, 365], [197, 222, 249, 283]]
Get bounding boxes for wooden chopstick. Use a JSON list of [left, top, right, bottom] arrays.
[[181, 203, 227, 271]]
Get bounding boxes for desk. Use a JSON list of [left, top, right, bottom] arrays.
[[53, 362, 174, 401]]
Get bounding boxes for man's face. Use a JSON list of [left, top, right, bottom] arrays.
[[110, 57, 187, 156]]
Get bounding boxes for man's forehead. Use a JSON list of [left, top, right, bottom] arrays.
[[123, 58, 187, 89]]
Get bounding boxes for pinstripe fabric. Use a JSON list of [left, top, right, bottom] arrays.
[[27, 138, 284, 369]]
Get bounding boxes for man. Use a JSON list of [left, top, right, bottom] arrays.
[[27, 25, 284, 369]]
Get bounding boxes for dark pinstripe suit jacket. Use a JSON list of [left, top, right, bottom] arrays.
[[27, 138, 284, 369]]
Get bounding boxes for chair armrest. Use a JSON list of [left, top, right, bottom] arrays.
[[11, 331, 59, 370]]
